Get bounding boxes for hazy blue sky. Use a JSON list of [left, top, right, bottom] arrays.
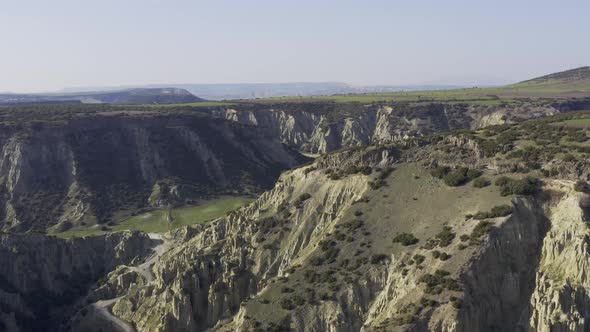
[[1, 0, 588, 92]]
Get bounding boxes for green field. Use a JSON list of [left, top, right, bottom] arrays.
[[170, 197, 253, 228], [250, 80, 590, 104], [149, 101, 235, 107], [246, 68, 590, 104], [54, 196, 254, 238]]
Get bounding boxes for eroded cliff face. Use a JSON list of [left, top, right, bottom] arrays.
[[211, 102, 576, 154], [0, 115, 306, 232], [529, 183, 590, 331], [0, 231, 154, 332]]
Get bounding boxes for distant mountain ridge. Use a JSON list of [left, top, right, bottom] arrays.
[[0, 87, 203, 105], [59, 83, 472, 100]]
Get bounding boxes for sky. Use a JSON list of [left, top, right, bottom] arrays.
[[0, 0, 589, 92]]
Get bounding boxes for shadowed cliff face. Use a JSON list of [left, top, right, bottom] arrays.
[[0, 231, 154, 332], [0, 115, 308, 232]]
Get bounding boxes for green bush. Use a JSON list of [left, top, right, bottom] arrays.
[[280, 298, 295, 310], [472, 204, 513, 220], [466, 169, 483, 179], [444, 171, 467, 187], [473, 177, 491, 188], [434, 167, 483, 187], [370, 254, 388, 264], [369, 179, 386, 190], [436, 226, 456, 247], [495, 176, 539, 196], [392, 233, 419, 246], [292, 294, 305, 306], [431, 166, 450, 179], [562, 154, 576, 162], [413, 254, 425, 265], [470, 221, 493, 242]]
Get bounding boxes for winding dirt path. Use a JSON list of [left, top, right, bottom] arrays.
[[92, 298, 134, 332], [88, 233, 170, 331]]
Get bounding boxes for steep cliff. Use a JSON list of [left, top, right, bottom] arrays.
[[210, 100, 589, 154]]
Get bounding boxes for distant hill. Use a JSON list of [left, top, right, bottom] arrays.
[[497, 66, 590, 98], [519, 66, 590, 83], [0, 88, 203, 105]]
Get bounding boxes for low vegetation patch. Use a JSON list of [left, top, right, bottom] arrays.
[[470, 204, 513, 220], [435, 226, 456, 247], [419, 269, 461, 294], [495, 176, 539, 196], [431, 166, 483, 187], [469, 221, 494, 244], [473, 177, 491, 188], [392, 233, 419, 246]]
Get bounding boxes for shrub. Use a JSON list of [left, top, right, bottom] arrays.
[[494, 176, 511, 186], [393, 233, 419, 246], [310, 257, 324, 266], [450, 296, 463, 309], [281, 287, 294, 293], [466, 169, 483, 179], [495, 176, 539, 196], [574, 180, 589, 193], [439, 167, 482, 187], [292, 294, 305, 306], [562, 154, 576, 162], [298, 193, 311, 201], [280, 298, 295, 310], [419, 269, 459, 292], [370, 254, 388, 264], [444, 171, 467, 187], [435, 226, 456, 247], [439, 252, 451, 261], [413, 254, 425, 265], [473, 177, 491, 188], [420, 297, 436, 307], [369, 179, 386, 190], [473, 204, 513, 220], [470, 221, 493, 241], [431, 166, 450, 179]]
